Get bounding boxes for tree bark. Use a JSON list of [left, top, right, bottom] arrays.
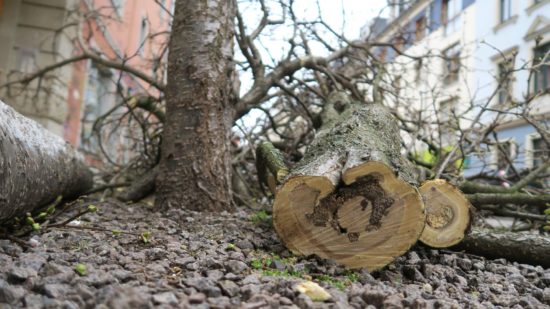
[[453, 229, 550, 268], [0, 100, 93, 222], [268, 92, 426, 270], [156, 0, 237, 212]]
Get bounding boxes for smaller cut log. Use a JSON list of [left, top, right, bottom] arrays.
[[419, 180, 472, 248], [0, 100, 93, 222], [452, 229, 550, 268], [256, 142, 289, 195]]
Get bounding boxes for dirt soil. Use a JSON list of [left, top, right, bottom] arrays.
[[0, 198, 549, 308]]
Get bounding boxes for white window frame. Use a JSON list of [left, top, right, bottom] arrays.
[[499, 0, 512, 23], [525, 133, 542, 169]]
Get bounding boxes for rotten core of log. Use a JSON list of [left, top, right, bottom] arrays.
[[270, 92, 426, 270], [0, 100, 93, 222]]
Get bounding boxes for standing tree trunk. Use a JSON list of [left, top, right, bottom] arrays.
[[156, 0, 237, 212], [0, 100, 93, 222]]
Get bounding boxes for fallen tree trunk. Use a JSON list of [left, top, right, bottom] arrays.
[[0, 100, 93, 222], [452, 229, 550, 268], [262, 92, 427, 270]]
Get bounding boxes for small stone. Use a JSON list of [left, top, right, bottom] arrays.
[[235, 240, 255, 250], [43, 284, 69, 299], [0, 279, 26, 304], [457, 258, 473, 271], [422, 283, 433, 294], [363, 290, 387, 307], [241, 284, 261, 300], [219, 280, 239, 297], [295, 293, 315, 308], [279, 296, 293, 305], [111, 269, 135, 283], [241, 275, 260, 285], [18, 253, 46, 272], [208, 296, 232, 308], [291, 262, 307, 273], [152, 292, 178, 305], [543, 288, 550, 304], [224, 273, 239, 281], [540, 274, 550, 287], [204, 258, 224, 269], [206, 269, 224, 281], [173, 256, 196, 267], [440, 254, 456, 266], [455, 275, 468, 286], [269, 259, 286, 271], [407, 252, 421, 265], [23, 293, 44, 308], [473, 262, 485, 271], [8, 266, 37, 283], [225, 260, 248, 274], [186, 262, 199, 271], [189, 293, 206, 304]]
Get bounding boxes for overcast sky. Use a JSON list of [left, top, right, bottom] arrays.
[[292, 1, 390, 40], [236, 1, 391, 127]]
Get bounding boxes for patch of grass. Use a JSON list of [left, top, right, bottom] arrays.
[[225, 243, 236, 251], [251, 258, 264, 270], [344, 270, 359, 283], [250, 210, 271, 225], [316, 274, 347, 290], [315, 272, 361, 291], [261, 269, 304, 278], [249, 252, 297, 271]]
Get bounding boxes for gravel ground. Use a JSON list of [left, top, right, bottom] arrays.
[[1, 198, 549, 308]]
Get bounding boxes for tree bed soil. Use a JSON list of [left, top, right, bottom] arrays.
[[0, 199, 549, 308]]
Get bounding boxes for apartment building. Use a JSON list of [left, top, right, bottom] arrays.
[[367, 0, 549, 179], [0, 0, 172, 163]]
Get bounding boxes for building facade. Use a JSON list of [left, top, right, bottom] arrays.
[[0, 0, 172, 163], [368, 0, 549, 180]]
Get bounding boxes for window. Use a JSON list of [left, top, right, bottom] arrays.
[[500, 0, 511, 23], [82, 62, 114, 153], [111, 0, 124, 17], [415, 16, 427, 41], [138, 18, 148, 55], [394, 35, 406, 52], [414, 59, 423, 83], [534, 42, 550, 93], [159, 0, 166, 22], [439, 98, 458, 142], [496, 59, 514, 104], [442, 0, 461, 35], [17, 48, 37, 73], [532, 137, 549, 168], [491, 140, 517, 172], [397, 0, 410, 15], [443, 43, 461, 84]]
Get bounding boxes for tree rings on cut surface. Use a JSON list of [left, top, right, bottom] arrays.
[[419, 179, 472, 248], [273, 161, 425, 270]]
